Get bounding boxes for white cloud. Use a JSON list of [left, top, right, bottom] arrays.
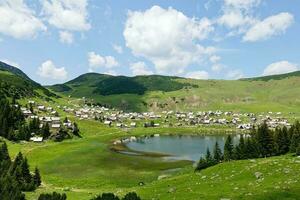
[[243, 12, 294, 42], [0, 0, 46, 39], [186, 71, 209, 80], [224, 0, 261, 10], [211, 64, 225, 72], [226, 69, 244, 79], [210, 55, 221, 63], [218, 10, 256, 29], [130, 62, 153, 76], [124, 6, 215, 75], [37, 60, 68, 80], [88, 52, 119, 71], [1, 59, 20, 68], [59, 31, 73, 44], [42, 0, 90, 31], [263, 61, 298, 76], [218, 1, 294, 42], [112, 44, 123, 54]]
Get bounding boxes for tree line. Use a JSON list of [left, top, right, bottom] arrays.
[[0, 98, 80, 142], [196, 121, 300, 171], [0, 142, 41, 199]]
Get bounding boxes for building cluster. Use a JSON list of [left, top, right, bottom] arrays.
[[19, 100, 74, 142], [62, 104, 291, 130]]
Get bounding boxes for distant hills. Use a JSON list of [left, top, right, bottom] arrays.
[[0, 61, 56, 99], [50, 73, 195, 95], [1, 60, 299, 112], [241, 71, 300, 81], [49, 71, 300, 112]]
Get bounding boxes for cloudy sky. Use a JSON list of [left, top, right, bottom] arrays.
[[0, 0, 299, 84]]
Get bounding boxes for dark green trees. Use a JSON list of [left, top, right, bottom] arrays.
[[91, 192, 141, 200], [224, 135, 234, 161], [38, 192, 67, 200], [0, 98, 25, 140], [72, 122, 80, 137], [213, 142, 222, 162], [92, 193, 120, 200], [196, 121, 300, 172], [0, 142, 42, 199], [42, 122, 51, 139], [255, 123, 274, 157], [122, 192, 141, 200], [33, 167, 42, 187], [196, 143, 224, 171]]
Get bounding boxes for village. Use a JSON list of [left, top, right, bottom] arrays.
[[61, 101, 292, 130], [18, 99, 293, 144], [19, 100, 76, 142]]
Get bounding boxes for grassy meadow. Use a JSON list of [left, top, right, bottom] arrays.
[[3, 114, 300, 200]]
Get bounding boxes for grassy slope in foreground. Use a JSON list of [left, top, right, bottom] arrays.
[[4, 103, 300, 200], [49, 73, 300, 113]]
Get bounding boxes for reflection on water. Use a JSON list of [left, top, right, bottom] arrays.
[[126, 135, 239, 162]]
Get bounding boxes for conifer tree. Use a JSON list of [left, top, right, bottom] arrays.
[[0, 142, 11, 162], [0, 142, 11, 172], [205, 148, 212, 162], [72, 122, 80, 137], [238, 135, 247, 159], [213, 141, 222, 162], [42, 123, 51, 139], [256, 123, 274, 157], [122, 192, 141, 200], [21, 158, 32, 184], [224, 135, 234, 161], [33, 167, 42, 187]]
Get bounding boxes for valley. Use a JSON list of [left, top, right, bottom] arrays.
[[1, 62, 300, 200]]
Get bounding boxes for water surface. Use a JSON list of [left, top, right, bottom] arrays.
[[126, 135, 239, 162]]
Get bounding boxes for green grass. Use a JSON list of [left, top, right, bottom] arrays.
[[2, 67, 300, 199], [4, 115, 300, 200], [48, 73, 300, 113]]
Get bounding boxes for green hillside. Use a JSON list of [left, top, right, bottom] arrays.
[[241, 70, 300, 81], [49, 72, 300, 113], [0, 61, 57, 99]]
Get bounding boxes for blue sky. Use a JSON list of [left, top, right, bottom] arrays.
[[0, 0, 299, 85]]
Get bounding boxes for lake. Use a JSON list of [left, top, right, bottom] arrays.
[[126, 135, 240, 162]]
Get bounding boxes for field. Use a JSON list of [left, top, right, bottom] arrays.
[[2, 67, 300, 199], [50, 74, 300, 114], [5, 115, 300, 200]]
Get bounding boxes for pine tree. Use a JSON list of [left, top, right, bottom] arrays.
[[0, 173, 25, 200], [290, 132, 300, 153], [281, 126, 290, 153], [289, 121, 300, 153], [0, 142, 11, 162], [0, 142, 11, 172], [38, 192, 67, 200], [232, 145, 241, 160], [205, 148, 212, 162], [195, 158, 208, 171], [21, 158, 32, 184], [33, 167, 42, 187], [122, 192, 141, 200], [9, 152, 24, 174], [213, 142, 222, 162], [72, 122, 80, 137], [42, 123, 51, 139], [255, 123, 274, 157], [224, 135, 234, 161], [239, 135, 247, 159]]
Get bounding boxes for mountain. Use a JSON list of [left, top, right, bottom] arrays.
[[49, 72, 300, 112], [0, 61, 56, 99], [241, 71, 300, 81]]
